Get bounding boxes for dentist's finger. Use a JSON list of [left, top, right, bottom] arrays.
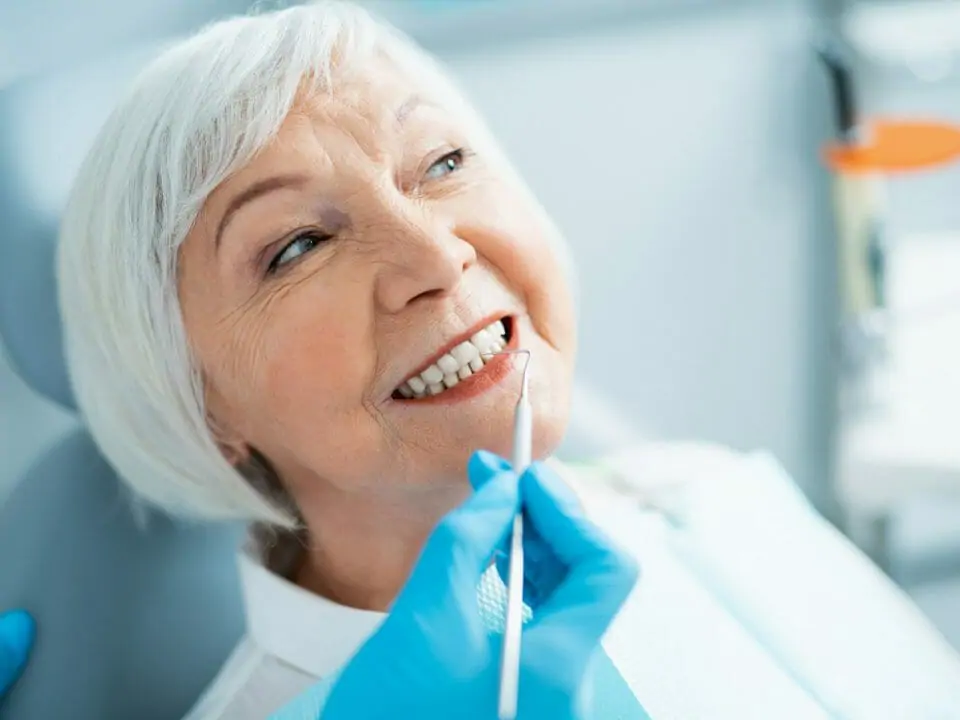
[[521, 463, 638, 643], [0, 610, 35, 697], [468, 451, 565, 608], [467, 450, 512, 490], [520, 462, 617, 567]]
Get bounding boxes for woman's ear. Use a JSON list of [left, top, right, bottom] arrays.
[[218, 439, 250, 468], [206, 411, 250, 467], [203, 375, 251, 467]]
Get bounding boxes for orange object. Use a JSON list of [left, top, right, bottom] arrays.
[[824, 119, 960, 174]]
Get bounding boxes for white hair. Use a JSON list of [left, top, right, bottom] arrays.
[[57, 1, 574, 526]]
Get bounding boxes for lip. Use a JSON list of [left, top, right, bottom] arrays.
[[391, 313, 519, 405]]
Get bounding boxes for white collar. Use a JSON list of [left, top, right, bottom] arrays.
[[238, 527, 385, 678]]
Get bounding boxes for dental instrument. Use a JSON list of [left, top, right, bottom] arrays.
[[484, 349, 532, 720]]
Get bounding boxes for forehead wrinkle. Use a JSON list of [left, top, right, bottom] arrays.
[[315, 110, 391, 172], [303, 83, 421, 167]]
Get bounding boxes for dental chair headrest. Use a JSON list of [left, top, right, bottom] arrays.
[[0, 44, 169, 412]]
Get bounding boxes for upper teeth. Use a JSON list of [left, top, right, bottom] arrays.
[[397, 319, 507, 399]]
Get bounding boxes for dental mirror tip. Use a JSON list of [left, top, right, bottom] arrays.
[[482, 348, 531, 397]]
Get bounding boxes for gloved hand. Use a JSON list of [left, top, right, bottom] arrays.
[[276, 451, 638, 719], [0, 609, 34, 699], [470, 451, 569, 609]]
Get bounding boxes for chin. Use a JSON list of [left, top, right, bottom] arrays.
[[532, 396, 570, 462], [442, 399, 568, 472]]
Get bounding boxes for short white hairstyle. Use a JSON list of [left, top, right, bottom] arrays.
[[58, 1, 573, 526]]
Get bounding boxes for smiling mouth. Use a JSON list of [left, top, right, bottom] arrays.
[[392, 316, 514, 400]]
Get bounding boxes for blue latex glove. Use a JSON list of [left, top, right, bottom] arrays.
[[0, 610, 34, 699], [290, 451, 638, 719], [471, 451, 569, 609]]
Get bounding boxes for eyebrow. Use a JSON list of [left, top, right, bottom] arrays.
[[215, 174, 310, 250]]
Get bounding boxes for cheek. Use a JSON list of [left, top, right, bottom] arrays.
[[532, 334, 575, 459], [451, 196, 578, 454], [468, 199, 577, 358], [254, 300, 393, 478], [214, 278, 378, 458], [258, 288, 373, 415], [525, 237, 577, 355]]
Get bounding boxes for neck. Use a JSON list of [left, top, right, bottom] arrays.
[[294, 481, 469, 611]]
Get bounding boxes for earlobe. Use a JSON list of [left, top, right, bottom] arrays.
[[217, 440, 250, 468], [207, 412, 250, 467]]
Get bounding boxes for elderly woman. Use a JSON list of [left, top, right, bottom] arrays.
[[56, 2, 960, 718]]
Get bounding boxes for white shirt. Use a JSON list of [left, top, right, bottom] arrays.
[[184, 444, 960, 719]]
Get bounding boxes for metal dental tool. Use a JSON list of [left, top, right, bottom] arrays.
[[483, 349, 532, 720]]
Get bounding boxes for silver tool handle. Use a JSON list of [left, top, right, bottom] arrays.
[[499, 394, 531, 720]]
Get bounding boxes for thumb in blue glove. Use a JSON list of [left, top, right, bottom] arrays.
[[469, 450, 569, 609], [0, 610, 35, 700]]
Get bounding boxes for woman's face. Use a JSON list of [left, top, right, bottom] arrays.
[[179, 56, 576, 512]]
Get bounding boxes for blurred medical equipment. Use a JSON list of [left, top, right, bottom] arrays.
[[0, 610, 33, 700], [816, 23, 960, 571], [816, 36, 890, 399], [279, 454, 641, 719], [816, 33, 960, 416]]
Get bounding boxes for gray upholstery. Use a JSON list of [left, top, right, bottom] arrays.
[[0, 42, 169, 410], [0, 431, 245, 719], [0, 43, 247, 719]]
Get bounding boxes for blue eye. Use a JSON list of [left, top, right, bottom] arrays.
[[268, 231, 330, 273], [424, 149, 465, 181]]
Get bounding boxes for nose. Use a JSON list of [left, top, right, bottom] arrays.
[[375, 211, 477, 313]]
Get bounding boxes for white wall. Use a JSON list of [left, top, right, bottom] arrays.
[[0, 2, 840, 514], [0, 0, 249, 88]]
